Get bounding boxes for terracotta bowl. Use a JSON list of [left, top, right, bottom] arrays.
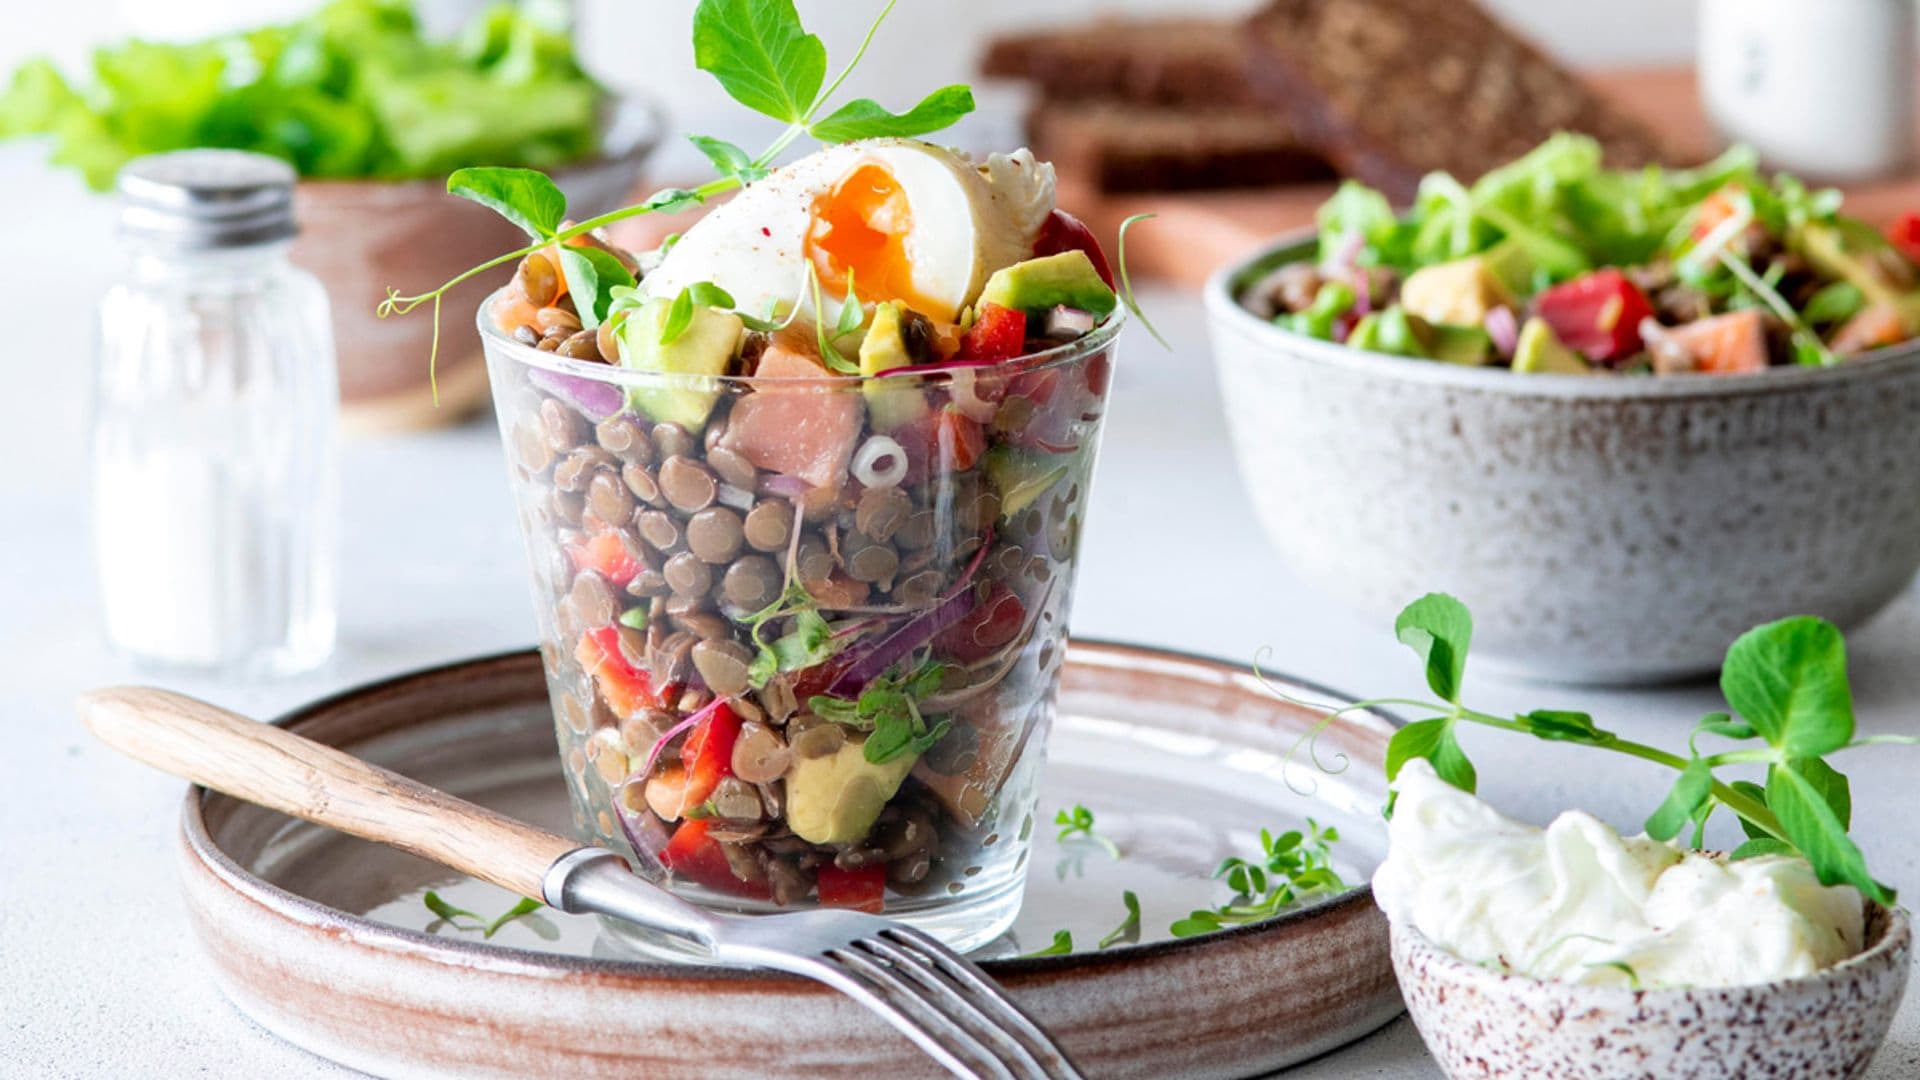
[[1206, 234, 1920, 684], [292, 97, 661, 432], [1392, 903, 1912, 1079]]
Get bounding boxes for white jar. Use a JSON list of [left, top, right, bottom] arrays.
[[1699, 0, 1915, 181]]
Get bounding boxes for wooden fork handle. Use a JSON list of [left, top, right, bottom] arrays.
[[78, 686, 584, 899]]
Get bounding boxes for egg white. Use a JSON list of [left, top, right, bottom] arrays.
[[640, 139, 1054, 325]]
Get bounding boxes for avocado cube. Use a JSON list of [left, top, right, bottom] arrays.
[[616, 296, 743, 431], [978, 251, 1117, 317], [1512, 317, 1592, 374], [858, 301, 930, 431], [785, 736, 917, 844]]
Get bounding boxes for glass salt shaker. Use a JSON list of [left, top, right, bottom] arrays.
[[92, 150, 338, 676]]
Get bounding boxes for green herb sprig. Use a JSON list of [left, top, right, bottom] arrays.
[[1022, 929, 1073, 957], [1169, 820, 1345, 938], [423, 891, 546, 939], [809, 657, 951, 764], [1053, 804, 1120, 858], [378, 0, 975, 389], [1098, 890, 1141, 950], [1341, 593, 1918, 905]]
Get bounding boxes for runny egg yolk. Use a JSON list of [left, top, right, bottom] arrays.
[[805, 162, 952, 322]]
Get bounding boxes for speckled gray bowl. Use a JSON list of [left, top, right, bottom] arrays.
[[1206, 235, 1920, 684], [1391, 903, 1911, 1079]]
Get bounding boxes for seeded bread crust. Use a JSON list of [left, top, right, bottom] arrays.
[[1243, 0, 1669, 200], [1025, 102, 1335, 192], [982, 18, 1263, 107]]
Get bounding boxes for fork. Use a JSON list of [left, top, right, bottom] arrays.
[[78, 688, 1085, 1080]]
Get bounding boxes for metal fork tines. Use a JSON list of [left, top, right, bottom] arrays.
[[548, 849, 1085, 1080], [808, 927, 1082, 1080]]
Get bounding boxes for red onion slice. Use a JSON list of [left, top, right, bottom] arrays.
[[640, 696, 727, 778], [757, 473, 813, 499], [1485, 306, 1520, 357], [528, 368, 625, 421]]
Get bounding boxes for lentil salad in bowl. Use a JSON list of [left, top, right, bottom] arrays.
[[1207, 137, 1920, 683]]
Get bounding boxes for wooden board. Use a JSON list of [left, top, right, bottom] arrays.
[[1066, 67, 1920, 287]]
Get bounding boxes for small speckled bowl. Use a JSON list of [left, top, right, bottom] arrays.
[[1207, 234, 1920, 684], [1392, 903, 1912, 1079]]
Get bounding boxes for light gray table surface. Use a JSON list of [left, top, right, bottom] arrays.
[[2, 147, 1915, 1078]]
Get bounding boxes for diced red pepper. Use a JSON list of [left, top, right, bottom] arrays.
[[936, 408, 987, 471], [576, 626, 660, 718], [566, 531, 643, 588], [816, 863, 887, 913], [661, 819, 772, 900], [1033, 209, 1115, 288], [957, 303, 1027, 363], [1532, 269, 1655, 363], [677, 701, 741, 809], [1886, 212, 1920, 264], [935, 583, 1027, 664]]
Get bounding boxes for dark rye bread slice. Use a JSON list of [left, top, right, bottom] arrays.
[[1243, 0, 1669, 200], [1026, 101, 1335, 192], [982, 18, 1263, 107]]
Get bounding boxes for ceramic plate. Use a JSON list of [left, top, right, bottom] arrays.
[[180, 641, 1401, 1079]]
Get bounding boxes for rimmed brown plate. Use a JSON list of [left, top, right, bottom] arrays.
[[180, 641, 1401, 1079]]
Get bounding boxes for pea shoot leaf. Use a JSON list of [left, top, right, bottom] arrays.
[[641, 187, 707, 215], [1386, 717, 1478, 793], [691, 0, 825, 124], [1644, 757, 1714, 841], [807, 85, 975, 143], [447, 167, 566, 240], [1721, 616, 1853, 758], [1767, 758, 1889, 903], [1730, 837, 1795, 860], [1692, 711, 1756, 741], [557, 245, 635, 330], [1523, 709, 1612, 744], [687, 134, 768, 184], [1394, 593, 1473, 703], [1729, 779, 1773, 840]]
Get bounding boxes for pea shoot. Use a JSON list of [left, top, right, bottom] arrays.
[[1022, 930, 1073, 958], [378, 0, 977, 391], [1305, 592, 1920, 906]]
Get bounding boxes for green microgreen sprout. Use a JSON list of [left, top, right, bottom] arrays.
[[378, 0, 976, 394], [617, 607, 648, 631], [1169, 820, 1346, 938], [423, 891, 547, 940], [1053, 804, 1120, 859], [1098, 890, 1142, 950], [1022, 929, 1073, 958], [808, 656, 952, 764], [659, 281, 737, 346]]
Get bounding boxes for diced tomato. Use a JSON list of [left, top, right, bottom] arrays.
[[661, 819, 772, 900], [935, 584, 1027, 664], [1033, 209, 1115, 288], [936, 408, 987, 471], [1532, 269, 1655, 363], [678, 702, 741, 809], [576, 626, 660, 718], [1691, 186, 1745, 242], [816, 863, 887, 913], [1886, 212, 1920, 265], [1665, 309, 1770, 374], [566, 531, 643, 588], [1832, 302, 1912, 356], [957, 303, 1027, 363]]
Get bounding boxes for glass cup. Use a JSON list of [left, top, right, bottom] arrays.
[[480, 292, 1120, 952]]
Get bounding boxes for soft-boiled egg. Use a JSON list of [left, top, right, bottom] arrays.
[[641, 139, 1055, 326]]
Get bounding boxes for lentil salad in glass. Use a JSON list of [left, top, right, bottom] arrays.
[[383, 0, 1144, 950]]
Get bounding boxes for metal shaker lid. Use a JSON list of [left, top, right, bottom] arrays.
[[117, 149, 298, 250]]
